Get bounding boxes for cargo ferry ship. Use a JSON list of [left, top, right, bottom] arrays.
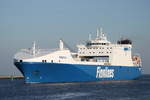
[[14, 28, 142, 83]]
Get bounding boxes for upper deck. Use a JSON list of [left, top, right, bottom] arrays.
[[77, 28, 132, 57], [14, 28, 141, 66]]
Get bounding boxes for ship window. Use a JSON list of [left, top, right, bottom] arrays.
[[51, 60, 53, 63], [81, 59, 84, 61], [45, 60, 47, 62], [20, 60, 23, 62]]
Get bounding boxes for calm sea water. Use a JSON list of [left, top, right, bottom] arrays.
[[0, 75, 150, 100]]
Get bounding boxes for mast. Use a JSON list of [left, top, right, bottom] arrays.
[[100, 27, 107, 40], [59, 39, 64, 50], [100, 27, 103, 39], [32, 41, 36, 55], [96, 28, 99, 39], [89, 34, 92, 40], [96, 27, 103, 40]]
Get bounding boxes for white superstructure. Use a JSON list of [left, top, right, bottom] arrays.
[[14, 28, 141, 67]]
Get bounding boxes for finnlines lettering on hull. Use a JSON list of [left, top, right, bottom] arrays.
[[14, 28, 142, 83], [96, 67, 114, 78]]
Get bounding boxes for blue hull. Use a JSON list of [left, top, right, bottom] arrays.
[[14, 62, 141, 83]]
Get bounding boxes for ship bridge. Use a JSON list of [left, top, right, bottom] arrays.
[[77, 28, 112, 57], [76, 28, 134, 66], [77, 28, 113, 64]]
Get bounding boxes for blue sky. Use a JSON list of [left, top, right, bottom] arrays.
[[0, 0, 150, 75]]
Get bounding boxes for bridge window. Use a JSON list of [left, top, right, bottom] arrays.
[[87, 43, 108, 45]]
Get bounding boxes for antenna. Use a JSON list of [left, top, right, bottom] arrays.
[[89, 34, 92, 40], [96, 28, 99, 39], [100, 27, 103, 37], [32, 41, 36, 55]]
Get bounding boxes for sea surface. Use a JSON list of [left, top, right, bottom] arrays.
[[0, 75, 150, 100]]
